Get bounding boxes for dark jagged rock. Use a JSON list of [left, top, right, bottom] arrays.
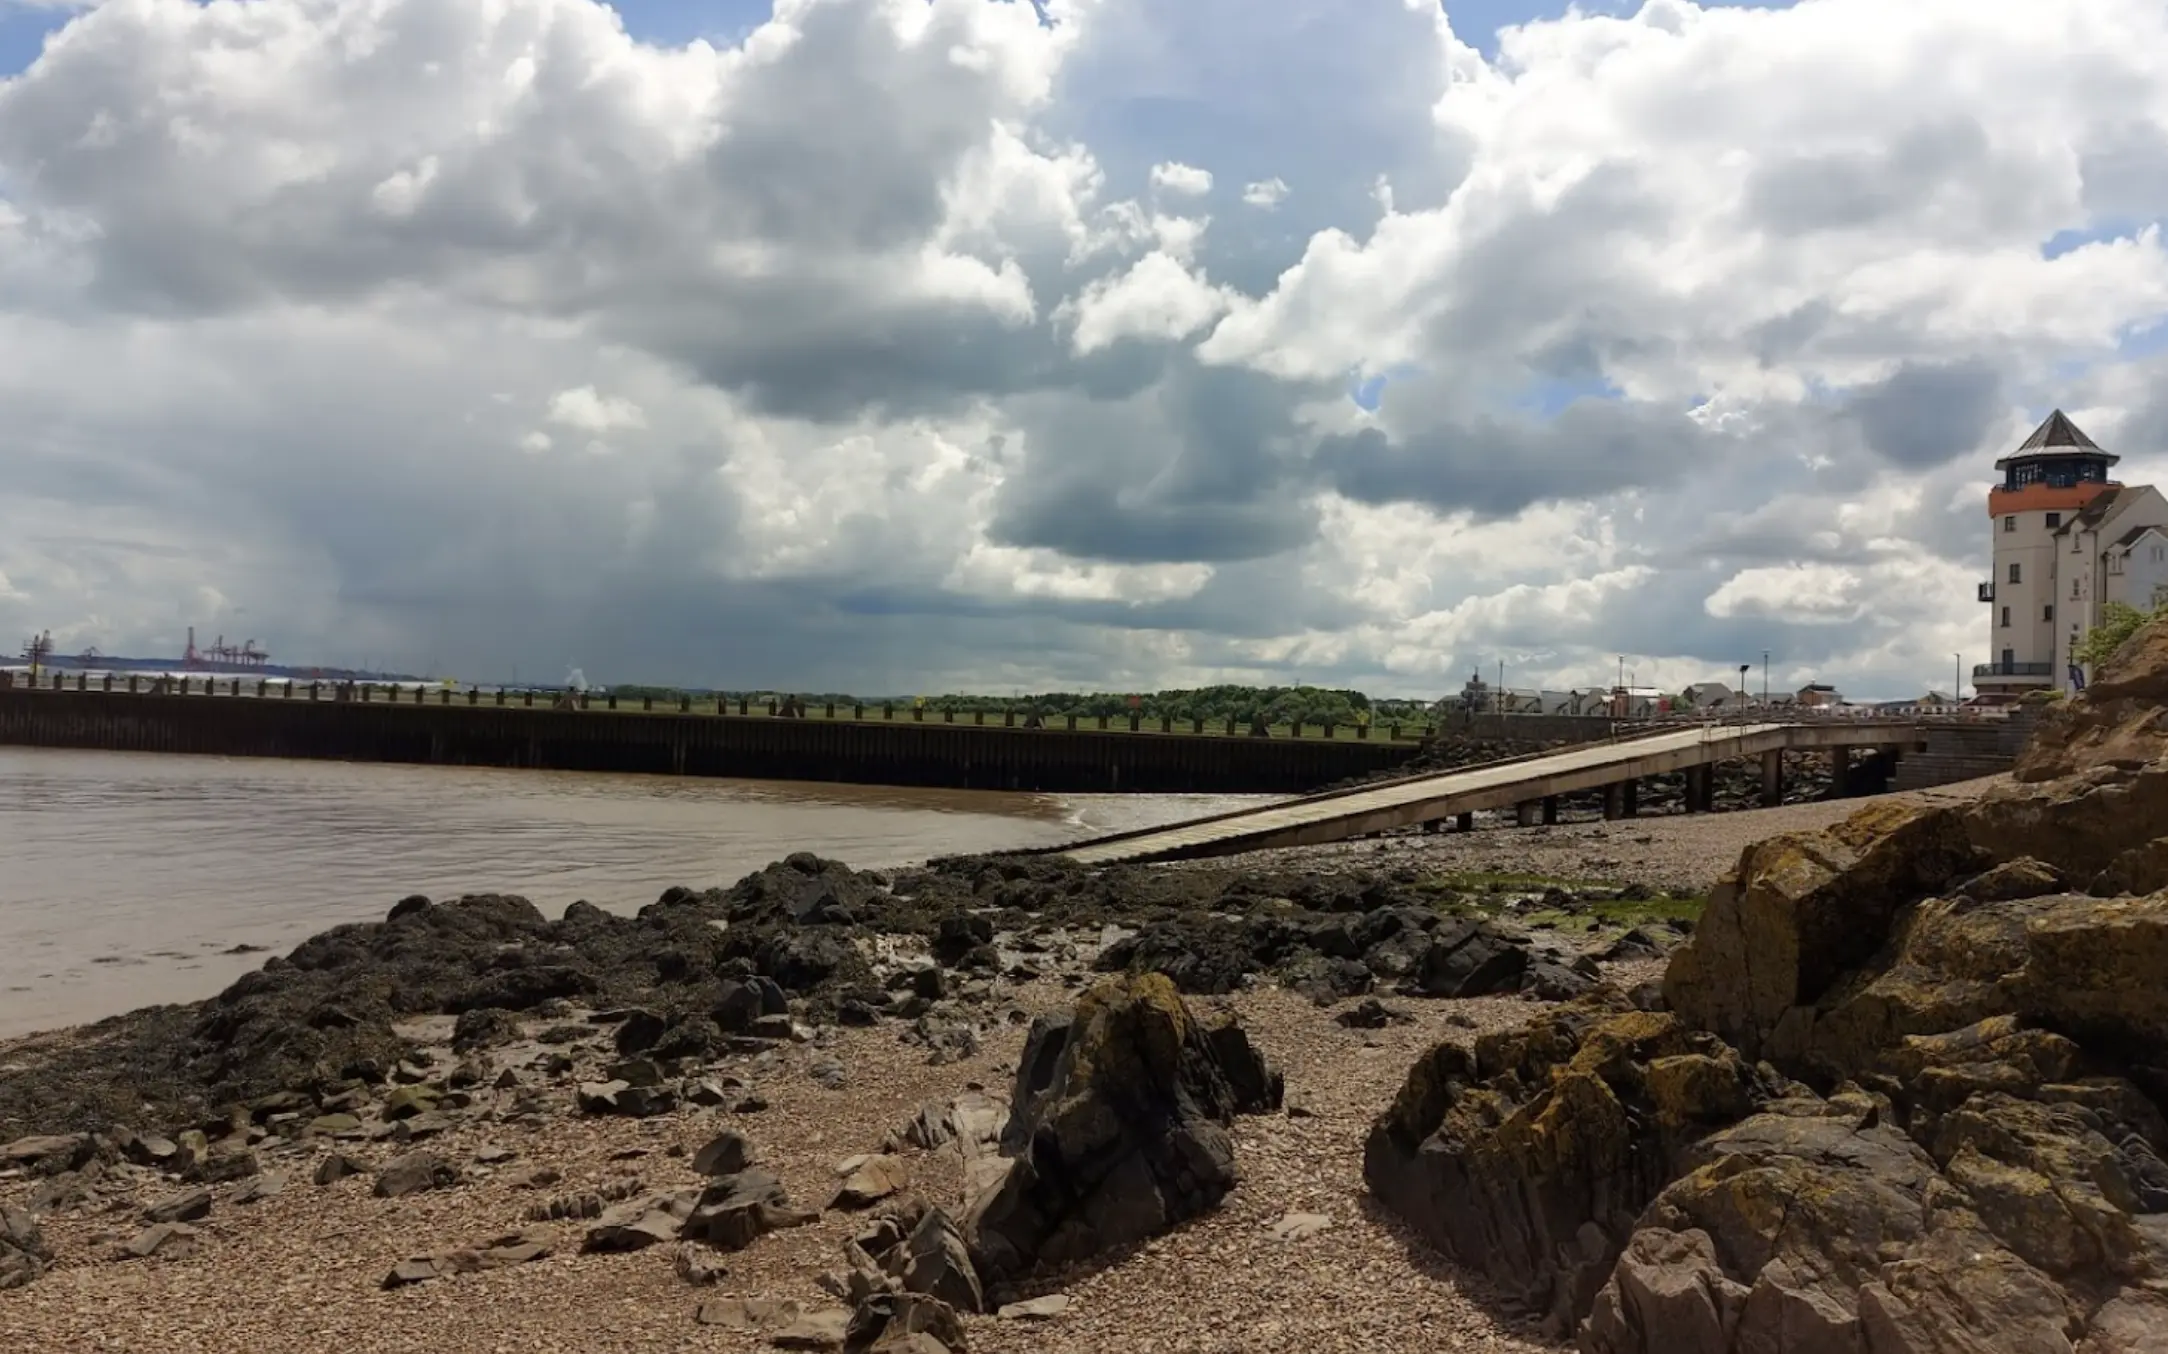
[[968, 973, 1267, 1286], [718, 853, 884, 929], [1334, 997, 1411, 1029], [1404, 918, 1531, 998], [374, 1151, 459, 1199], [1201, 1012, 1284, 1115], [580, 1190, 697, 1253], [1, 1207, 52, 1290], [932, 915, 995, 967], [680, 1168, 819, 1251], [843, 1290, 967, 1354], [448, 1006, 523, 1053]]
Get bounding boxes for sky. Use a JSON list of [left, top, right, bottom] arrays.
[[3, 1, 2167, 701]]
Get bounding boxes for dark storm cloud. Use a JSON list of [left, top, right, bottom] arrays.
[[1846, 359, 2003, 468], [1741, 118, 2004, 236], [1316, 398, 1723, 519], [989, 359, 1324, 563]]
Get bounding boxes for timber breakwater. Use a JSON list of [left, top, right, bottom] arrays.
[[0, 682, 1418, 794]]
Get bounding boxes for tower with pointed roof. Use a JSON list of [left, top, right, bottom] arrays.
[[1978, 410, 2168, 697]]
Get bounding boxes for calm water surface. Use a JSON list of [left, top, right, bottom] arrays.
[[0, 748, 1268, 1036]]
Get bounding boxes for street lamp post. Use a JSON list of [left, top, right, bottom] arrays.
[[1954, 653, 1961, 704], [1761, 650, 1769, 704]]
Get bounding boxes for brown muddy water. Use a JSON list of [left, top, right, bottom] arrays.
[[0, 747, 1270, 1037]]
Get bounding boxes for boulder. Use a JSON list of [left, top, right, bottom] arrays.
[[693, 1129, 754, 1178], [1579, 1102, 2110, 1354], [1201, 1011, 1284, 1115], [893, 1093, 1005, 1156], [1662, 801, 1982, 1060], [1403, 919, 1531, 998], [373, 1152, 459, 1199], [681, 1169, 819, 1251], [580, 1190, 697, 1253], [895, 1208, 983, 1315], [449, 1006, 523, 1053], [0, 1206, 52, 1290], [123, 1221, 203, 1261], [1363, 995, 1769, 1332], [967, 973, 1253, 1285], [230, 1171, 286, 1206], [144, 1186, 213, 1225], [831, 1156, 910, 1211], [843, 1291, 967, 1353], [2, 1134, 92, 1174]]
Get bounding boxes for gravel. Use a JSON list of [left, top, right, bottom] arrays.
[[1204, 775, 2010, 894], [3, 980, 1559, 1353]]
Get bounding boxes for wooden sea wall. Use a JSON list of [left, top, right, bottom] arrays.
[[0, 687, 1420, 794]]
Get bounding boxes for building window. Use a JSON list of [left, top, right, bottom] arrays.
[[2044, 605, 2054, 622], [2000, 605, 2010, 628], [2045, 512, 2061, 528], [2074, 577, 2083, 598], [2009, 562, 2022, 584], [2003, 515, 2017, 533], [2155, 545, 2166, 564]]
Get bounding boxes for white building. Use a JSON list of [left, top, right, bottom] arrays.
[[1979, 411, 2168, 696]]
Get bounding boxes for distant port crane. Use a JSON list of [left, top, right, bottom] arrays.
[[182, 626, 270, 670]]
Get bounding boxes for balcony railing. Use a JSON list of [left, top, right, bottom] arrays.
[[1974, 660, 2053, 678], [1977, 581, 1995, 603]]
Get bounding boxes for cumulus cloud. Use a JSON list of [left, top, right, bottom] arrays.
[[1148, 161, 1213, 196], [2, 0, 2167, 700], [547, 386, 647, 434]]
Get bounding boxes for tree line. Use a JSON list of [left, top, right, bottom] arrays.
[[602, 682, 1439, 727]]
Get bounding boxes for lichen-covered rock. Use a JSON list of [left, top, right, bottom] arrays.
[[1578, 1087, 2164, 1354], [1662, 801, 1982, 1061], [967, 973, 1261, 1286], [1364, 995, 1771, 1332], [1968, 762, 2168, 884]]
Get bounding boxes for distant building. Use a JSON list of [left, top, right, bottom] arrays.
[[1796, 682, 1843, 708], [1979, 410, 2168, 696], [1681, 681, 1741, 709]]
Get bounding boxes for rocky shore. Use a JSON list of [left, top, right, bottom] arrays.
[[4, 641, 2151, 1353], [1364, 625, 2168, 1352]]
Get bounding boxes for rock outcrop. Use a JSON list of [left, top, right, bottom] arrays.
[[967, 973, 1272, 1287], [1367, 614, 2168, 1352]]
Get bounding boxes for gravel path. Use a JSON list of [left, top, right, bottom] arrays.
[[1212, 777, 2010, 894]]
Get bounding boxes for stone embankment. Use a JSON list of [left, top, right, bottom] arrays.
[[1364, 618, 2168, 1352]]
